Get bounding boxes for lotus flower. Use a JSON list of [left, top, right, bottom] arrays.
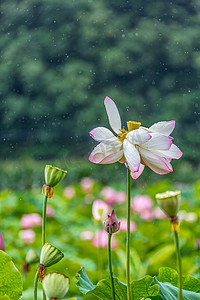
[[89, 97, 182, 179], [92, 199, 110, 222]]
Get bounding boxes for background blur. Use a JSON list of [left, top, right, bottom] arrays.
[[0, 0, 200, 188]]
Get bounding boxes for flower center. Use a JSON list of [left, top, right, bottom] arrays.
[[117, 121, 141, 142]]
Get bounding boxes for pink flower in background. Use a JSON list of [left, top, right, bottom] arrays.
[[46, 205, 55, 217], [101, 186, 126, 205], [153, 207, 167, 219], [0, 233, 5, 251], [89, 96, 182, 180], [140, 209, 154, 221], [80, 177, 94, 193], [81, 231, 94, 241], [131, 195, 154, 221], [64, 186, 75, 199], [20, 213, 42, 229], [92, 230, 118, 249], [131, 195, 153, 213], [92, 200, 110, 222], [178, 210, 197, 223], [19, 229, 35, 244], [120, 219, 137, 232]]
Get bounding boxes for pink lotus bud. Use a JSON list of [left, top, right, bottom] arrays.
[[104, 210, 120, 234], [0, 233, 5, 251]]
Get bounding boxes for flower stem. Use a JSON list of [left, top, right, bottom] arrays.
[[174, 230, 182, 300], [42, 195, 48, 246], [108, 233, 115, 300], [34, 271, 39, 300], [42, 195, 48, 300], [126, 168, 132, 300]]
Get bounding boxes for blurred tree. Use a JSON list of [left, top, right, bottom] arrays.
[[0, 0, 199, 170]]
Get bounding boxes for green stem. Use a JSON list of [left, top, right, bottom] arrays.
[[42, 195, 48, 300], [174, 230, 182, 300], [42, 195, 48, 246], [108, 233, 115, 300], [34, 271, 39, 300], [126, 168, 132, 300]]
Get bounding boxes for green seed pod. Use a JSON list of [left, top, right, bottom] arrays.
[[40, 243, 64, 267], [156, 190, 181, 217], [42, 272, 70, 299], [45, 165, 67, 187]]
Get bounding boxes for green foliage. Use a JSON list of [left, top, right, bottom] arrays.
[[154, 278, 200, 300], [77, 267, 200, 299], [0, 179, 199, 299], [0, 251, 23, 300], [76, 267, 159, 299]]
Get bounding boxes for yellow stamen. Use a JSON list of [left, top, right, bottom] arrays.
[[127, 121, 141, 131], [117, 128, 128, 142], [117, 121, 141, 142]]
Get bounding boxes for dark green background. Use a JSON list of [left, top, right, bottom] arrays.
[[0, 0, 199, 185]]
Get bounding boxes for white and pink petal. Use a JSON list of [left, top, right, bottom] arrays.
[[104, 96, 122, 134], [154, 144, 183, 160], [142, 133, 173, 151], [126, 128, 151, 146], [139, 147, 173, 175], [131, 164, 145, 180], [89, 142, 123, 164], [123, 140, 140, 173], [148, 121, 175, 136], [89, 127, 116, 144]]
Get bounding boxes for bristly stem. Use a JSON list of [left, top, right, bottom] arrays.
[[42, 195, 48, 246], [108, 233, 115, 300], [34, 271, 39, 300], [174, 230, 183, 300], [126, 168, 132, 300]]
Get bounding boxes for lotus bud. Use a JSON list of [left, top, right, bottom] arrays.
[[156, 191, 181, 217], [45, 165, 67, 187], [42, 272, 70, 300], [22, 249, 39, 275], [0, 233, 5, 251], [104, 210, 120, 234], [38, 243, 64, 281], [25, 249, 39, 265]]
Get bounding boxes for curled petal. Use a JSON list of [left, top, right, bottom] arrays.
[[131, 164, 145, 180], [104, 96, 121, 134], [89, 142, 123, 164], [89, 127, 116, 144], [154, 144, 183, 160], [139, 148, 173, 175], [148, 120, 175, 136], [142, 133, 173, 150], [123, 140, 140, 172], [126, 128, 151, 145]]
